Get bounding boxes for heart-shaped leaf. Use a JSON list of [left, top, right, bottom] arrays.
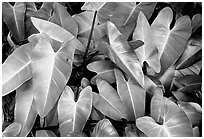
[[2, 2, 26, 42], [2, 122, 21, 137], [136, 97, 193, 137], [133, 11, 160, 72], [32, 33, 76, 117], [14, 79, 37, 137], [50, 3, 78, 36], [2, 40, 35, 96], [87, 60, 117, 84], [93, 78, 129, 120], [106, 21, 144, 87], [178, 101, 202, 126], [58, 86, 92, 136], [114, 69, 145, 121], [91, 119, 119, 137], [152, 7, 191, 74]]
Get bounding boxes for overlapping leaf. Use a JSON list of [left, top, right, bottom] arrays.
[[2, 122, 21, 137], [114, 69, 145, 121], [36, 130, 56, 137], [32, 33, 76, 117], [136, 97, 193, 137], [2, 2, 26, 42], [15, 79, 37, 137], [91, 119, 119, 137], [152, 7, 192, 74], [58, 86, 92, 136], [93, 78, 129, 120], [106, 21, 144, 87], [2, 41, 36, 96], [87, 60, 117, 84], [133, 11, 160, 72], [50, 3, 78, 36]]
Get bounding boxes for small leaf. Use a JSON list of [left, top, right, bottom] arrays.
[[2, 2, 26, 42], [93, 79, 129, 120], [50, 3, 78, 36], [133, 11, 160, 72], [193, 126, 199, 137], [87, 60, 117, 85], [136, 97, 193, 137], [67, 132, 87, 137], [125, 126, 138, 137], [58, 86, 92, 136], [152, 7, 192, 74], [128, 40, 144, 50], [106, 21, 144, 87], [2, 122, 21, 137], [81, 2, 106, 11], [91, 119, 119, 137], [191, 14, 202, 33], [2, 41, 34, 96], [15, 79, 37, 137], [115, 69, 145, 121], [178, 83, 201, 93]]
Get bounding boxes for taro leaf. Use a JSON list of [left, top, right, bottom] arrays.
[[73, 11, 106, 40], [2, 2, 26, 42], [193, 126, 199, 137], [176, 38, 202, 70], [15, 79, 37, 137], [150, 87, 164, 123], [45, 99, 58, 127], [32, 33, 76, 117], [144, 75, 158, 96], [133, 11, 160, 73], [93, 78, 129, 120], [31, 17, 78, 43], [136, 97, 193, 137], [106, 21, 144, 87], [36, 130, 56, 137], [67, 132, 87, 137], [2, 40, 36, 96], [114, 69, 145, 121], [151, 7, 191, 74], [90, 107, 104, 121], [91, 119, 119, 137], [177, 101, 202, 126], [87, 60, 117, 85], [2, 122, 21, 137], [192, 14, 202, 33], [50, 3, 78, 36], [58, 86, 92, 137], [178, 83, 201, 93], [129, 40, 144, 51], [125, 126, 138, 137]]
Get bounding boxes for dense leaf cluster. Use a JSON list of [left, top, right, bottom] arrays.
[[2, 2, 202, 137]]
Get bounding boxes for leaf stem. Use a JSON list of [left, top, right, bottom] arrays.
[[82, 11, 97, 67]]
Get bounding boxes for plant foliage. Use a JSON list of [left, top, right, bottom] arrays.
[[2, 2, 202, 137]]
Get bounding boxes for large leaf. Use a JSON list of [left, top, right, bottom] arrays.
[[87, 60, 117, 84], [93, 78, 129, 120], [133, 11, 160, 72], [36, 130, 56, 137], [58, 86, 92, 136], [73, 11, 106, 40], [15, 79, 37, 137], [2, 2, 25, 42], [91, 119, 119, 137], [2, 122, 21, 137], [32, 33, 76, 117], [114, 69, 145, 121], [152, 7, 192, 74], [136, 97, 193, 137], [31, 17, 75, 43], [50, 3, 78, 36], [2, 41, 35, 96], [106, 21, 144, 87], [177, 101, 202, 126]]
